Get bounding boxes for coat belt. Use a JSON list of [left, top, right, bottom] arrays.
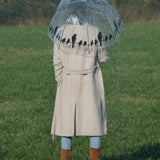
[[63, 64, 99, 75]]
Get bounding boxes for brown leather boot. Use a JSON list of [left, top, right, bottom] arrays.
[[89, 148, 101, 160], [61, 149, 71, 160]]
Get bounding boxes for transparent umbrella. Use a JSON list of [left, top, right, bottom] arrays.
[[47, 0, 124, 51]]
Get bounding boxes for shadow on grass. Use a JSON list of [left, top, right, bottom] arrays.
[[102, 143, 160, 160]]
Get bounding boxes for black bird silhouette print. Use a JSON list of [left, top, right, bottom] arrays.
[[55, 31, 113, 48], [49, 18, 122, 48], [72, 34, 77, 48], [78, 40, 83, 46], [114, 20, 119, 34], [98, 32, 102, 46], [66, 39, 70, 45]]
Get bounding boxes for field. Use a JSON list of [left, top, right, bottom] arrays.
[[0, 24, 160, 160]]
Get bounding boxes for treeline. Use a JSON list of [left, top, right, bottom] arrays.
[[0, 0, 160, 25], [0, 0, 60, 25], [108, 0, 160, 23]]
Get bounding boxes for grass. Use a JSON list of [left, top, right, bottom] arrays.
[[0, 24, 160, 160]]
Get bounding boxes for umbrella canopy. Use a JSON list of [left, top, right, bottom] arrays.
[[47, 0, 124, 50]]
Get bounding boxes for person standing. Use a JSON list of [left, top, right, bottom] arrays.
[[47, 1, 123, 159], [51, 24, 109, 160]]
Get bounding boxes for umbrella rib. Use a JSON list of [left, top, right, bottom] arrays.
[[87, 22, 90, 54]]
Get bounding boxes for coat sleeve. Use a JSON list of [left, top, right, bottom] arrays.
[[98, 42, 109, 63], [53, 43, 63, 86]]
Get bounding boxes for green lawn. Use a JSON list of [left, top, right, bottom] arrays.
[[0, 24, 160, 160]]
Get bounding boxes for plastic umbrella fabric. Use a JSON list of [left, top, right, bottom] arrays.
[[47, 0, 124, 50]]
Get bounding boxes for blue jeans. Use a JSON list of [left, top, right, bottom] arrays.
[[61, 136, 101, 150]]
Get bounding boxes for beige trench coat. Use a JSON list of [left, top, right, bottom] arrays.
[[51, 24, 109, 141]]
